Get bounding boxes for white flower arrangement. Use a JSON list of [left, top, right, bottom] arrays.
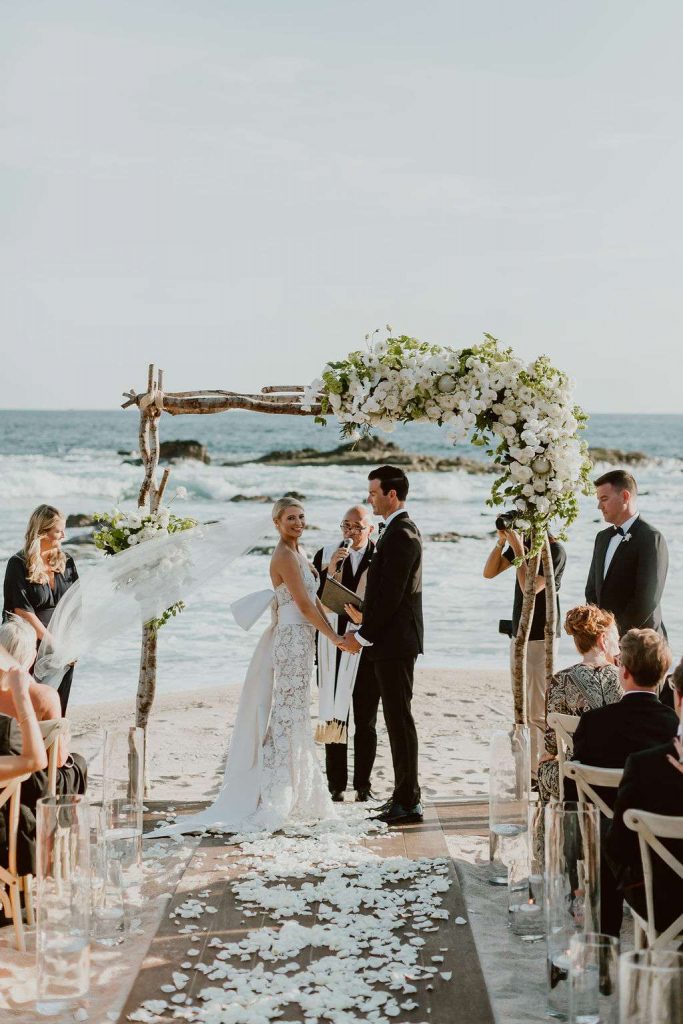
[[93, 495, 197, 631], [304, 332, 592, 546]]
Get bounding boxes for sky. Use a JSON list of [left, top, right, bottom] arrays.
[[1, 1, 682, 413]]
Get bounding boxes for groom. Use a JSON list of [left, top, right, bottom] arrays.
[[340, 466, 424, 824]]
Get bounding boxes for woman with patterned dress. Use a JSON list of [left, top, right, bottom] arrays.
[[155, 497, 344, 837], [537, 605, 622, 804]]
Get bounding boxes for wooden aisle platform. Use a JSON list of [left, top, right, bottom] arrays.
[[123, 801, 495, 1024]]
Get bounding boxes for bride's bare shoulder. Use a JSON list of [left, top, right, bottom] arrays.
[[270, 543, 296, 585]]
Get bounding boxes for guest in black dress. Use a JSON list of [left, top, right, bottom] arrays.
[[3, 505, 79, 713]]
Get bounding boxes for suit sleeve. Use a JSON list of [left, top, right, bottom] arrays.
[[571, 711, 598, 766], [585, 540, 598, 606], [605, 753, 643, 883], [359, 528, 420, 645], [313, 549, 325, 599], [621, 529, 669, 628]]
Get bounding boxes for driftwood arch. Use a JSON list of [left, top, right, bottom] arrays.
[[122, 363, 555, 756]]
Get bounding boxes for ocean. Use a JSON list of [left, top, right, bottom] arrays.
[[0, 410, 681, 707]]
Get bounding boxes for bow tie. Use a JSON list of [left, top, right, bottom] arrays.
[[613, 526, 625, 536]]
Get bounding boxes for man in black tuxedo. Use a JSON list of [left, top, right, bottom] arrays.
[[340, 466, 424, 824], [313, 505, 379, 802], [571, 628, 678, 936], [605, 661, 683, 939], [585, 469, 668, 636]]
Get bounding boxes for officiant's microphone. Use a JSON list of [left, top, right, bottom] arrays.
[[336, 538, 352, 571]]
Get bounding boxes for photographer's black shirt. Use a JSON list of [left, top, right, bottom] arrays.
[[503, 540, 566, 640]]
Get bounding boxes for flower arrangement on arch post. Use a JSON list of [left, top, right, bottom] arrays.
[[93, 491, 198, 632], [304, 332, 592, 554]]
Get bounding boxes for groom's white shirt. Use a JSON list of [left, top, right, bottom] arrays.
[[355, 508, 409, 647]]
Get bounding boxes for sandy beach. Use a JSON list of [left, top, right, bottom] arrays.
[[68, 667, 511, 805]]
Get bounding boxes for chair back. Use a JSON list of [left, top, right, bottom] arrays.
[[0, 773, 30, 951], [624, 808, 683, 950], [39, 719, 70, 796], [547, 713, 580, 800], [563, 761, 623, 819]]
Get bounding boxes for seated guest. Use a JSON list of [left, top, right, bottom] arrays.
[[0, 623, 87, 877], [537, 605, 622, 805], [0, 665, 47, 783], [605, 661, 683, 937], [571, 627, 678, 936], [0, 618, 68, 766]]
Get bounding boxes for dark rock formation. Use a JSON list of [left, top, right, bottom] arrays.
[[230, 494, 273, 503], [66, 514, 96, 528], [63, 530, 96, 546], [159, 440, 211, 464], [588, 447, 653, 465], [236, 436, 494, 474]]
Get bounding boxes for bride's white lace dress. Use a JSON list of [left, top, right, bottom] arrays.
[[154, 562, 334, 836]]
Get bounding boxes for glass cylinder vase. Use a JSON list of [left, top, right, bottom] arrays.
[[35, 795, 90, 1017], [489, 725, 530, 884], [619, 951, 683, 1024], [569, 932, 619, 1024], [89, 804, 125, 947], [545, 800, 601, 1021], [102, 725, 144, 870]]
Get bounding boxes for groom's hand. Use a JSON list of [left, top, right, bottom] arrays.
[[338, 633, 361, 654]]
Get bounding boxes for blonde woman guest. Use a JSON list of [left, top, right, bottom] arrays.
[[0, 664, 47, 783], [537, 605, 622, 804], [0, 617, 67, 765], [3, 505, 78, 713]]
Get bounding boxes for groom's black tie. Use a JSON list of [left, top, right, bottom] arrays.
[[613, 526, 624, 536]]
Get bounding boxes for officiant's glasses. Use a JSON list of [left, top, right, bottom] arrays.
[[340, 521, 367, 533]]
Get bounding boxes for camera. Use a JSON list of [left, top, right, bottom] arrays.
[[495, 510, 518, 532]]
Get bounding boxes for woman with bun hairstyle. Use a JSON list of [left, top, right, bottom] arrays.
[[537, 604, 622, 804]]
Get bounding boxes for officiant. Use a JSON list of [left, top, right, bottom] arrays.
[[313, 506, 379, 803]]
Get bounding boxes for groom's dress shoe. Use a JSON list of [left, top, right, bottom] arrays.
[[355, 789, 374, 803], [375, 798, 394, 814], [373, 801, 423, 825], [330, 791, 345, 803]]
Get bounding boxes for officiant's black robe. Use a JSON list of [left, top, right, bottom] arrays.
[[313, 541, 378, 794]]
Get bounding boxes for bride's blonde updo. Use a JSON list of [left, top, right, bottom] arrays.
[[564, 604, 615, 654], [272, 496, 305, 527], [23, 504, 67, 584]]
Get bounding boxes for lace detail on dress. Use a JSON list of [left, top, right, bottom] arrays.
[[255, 564, 333, 829]]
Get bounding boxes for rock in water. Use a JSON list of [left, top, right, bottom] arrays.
[[588, 447, 652, 465], [229, 494, 273, 503], [240, 436, 493, 474], [159, 440, 211, 464], [66, 513, 96, 528]]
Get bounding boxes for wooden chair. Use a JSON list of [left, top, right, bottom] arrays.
[[39, 719, 70, 798], [563, 761, 624, 820], [546, 712, 580, 800], [0, 773, 30, 951], [19, 718, 70, 928], [624, 808, 683, 950]]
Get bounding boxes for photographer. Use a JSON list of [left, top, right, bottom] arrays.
[[483, 514, 567, 778]]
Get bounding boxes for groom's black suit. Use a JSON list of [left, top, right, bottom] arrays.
[[359, 510, 423, 808], [585, 516, 668, 636]]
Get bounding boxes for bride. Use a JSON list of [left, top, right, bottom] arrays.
[[154, 497, 346, 836]]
